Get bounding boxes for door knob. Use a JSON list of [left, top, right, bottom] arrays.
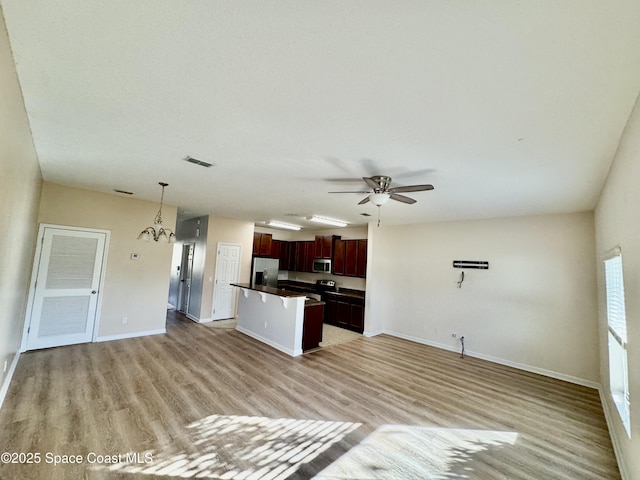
[[91, 290, 97, 294]]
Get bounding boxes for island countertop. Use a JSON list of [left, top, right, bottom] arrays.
[[231, 283, 325, 306], [230, 283, 307, 298]]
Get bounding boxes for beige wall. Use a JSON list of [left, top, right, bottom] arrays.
[[0, 4, 42, 401], [366, 212, 599, 385], [37, 183, 176, 338], [595, 90, 640, 479], [200, 216, 255, 320]]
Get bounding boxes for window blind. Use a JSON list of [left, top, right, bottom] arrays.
[[604, 254, 627, 346]]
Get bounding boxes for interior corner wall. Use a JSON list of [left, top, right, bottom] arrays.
[[366, 212, 599, 386], [0, 3, 42, 403], [594, 89, 640, 480], [200, 216, 255, 321], [37, 183, 176, 338]]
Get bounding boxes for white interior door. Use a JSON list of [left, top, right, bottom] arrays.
[[26, 226, 108, 351], [212, 243, 241, 320]]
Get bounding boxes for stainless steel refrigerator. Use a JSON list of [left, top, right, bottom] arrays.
[[251, 257, 279, 288]]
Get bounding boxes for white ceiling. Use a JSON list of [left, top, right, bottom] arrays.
[[3, 0, 640, 228]]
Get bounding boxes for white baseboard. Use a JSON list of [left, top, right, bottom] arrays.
[[96, 329, 166, 343], [363, 329, 384, 337], [0, 351, 20, 410], [235, 325, 302, 357], [196, 317, 213, 324], [381, 330, 600, 390], [599, 388, 629, 480]]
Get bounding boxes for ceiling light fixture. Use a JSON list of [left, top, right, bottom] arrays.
[[138, 182, 176, 243], [266, 221, 302, 231], [307, 215, 348, 227], [368, 192, 390, 206]]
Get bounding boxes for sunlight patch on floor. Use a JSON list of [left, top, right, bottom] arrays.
[[97, 414, 361, 479], [313, 425, 518, 479]]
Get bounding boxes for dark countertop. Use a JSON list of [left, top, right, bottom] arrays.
[[325, 290, 364, 299], [277, 280, 365, 299], [304, 299, 325, 307], [231, 283, 306, 298], [231, 283, 326, 307]]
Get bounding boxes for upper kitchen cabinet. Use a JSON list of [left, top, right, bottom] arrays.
[[271, 239, 289, 265], [285, 240, 317, 273], [357, 239, 367, 277], [333, 239, 367, 278], [333, 239, 345, 275], [314, 235, 340, 259], [252, 232, 273, 257]]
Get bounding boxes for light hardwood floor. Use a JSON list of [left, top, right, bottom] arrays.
[[0, 311, 620, 479]]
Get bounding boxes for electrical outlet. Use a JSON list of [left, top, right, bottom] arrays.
[[264, 321, 268, 328], [451, 333, 457, 339], [122, 316, 128, 325], [3, 360, 7, 373]]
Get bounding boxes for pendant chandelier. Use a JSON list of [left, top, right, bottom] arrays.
[[137, 182, 176, 243]]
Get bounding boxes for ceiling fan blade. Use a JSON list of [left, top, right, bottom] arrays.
[[358, 196, 370, 205], [390, 184, 434, 193], [329, 190, 371, 194], [391, 168, 436, 180], [362, 177, 379, 190], [390, 193, 417, 204]]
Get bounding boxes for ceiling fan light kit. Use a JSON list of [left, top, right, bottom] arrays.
[[138, 182, 177, 243], [307, 215, 348, 227], [329, 175, 434, 207], [369, 192, 390, 206], [329, 173, 435, 226]]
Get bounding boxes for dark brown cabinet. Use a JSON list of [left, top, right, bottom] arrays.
[[303, 303, 324, 351], [357, 239, 367, 277], [252, 232, 273, 257], [315, 235, 340, 259], [333, 239, 345, 275], [323, 292, 365, 333], [287, 241, 297, 270], [290, 241, 315, 272], [294, 242, 306, 272], [332, 238, 366, 278], [277, 240, 289, 266], [304, 241, 315, 272], [270, 239, 289, 265], [270, 239, 280, 259], [344, 240, 358, 276]]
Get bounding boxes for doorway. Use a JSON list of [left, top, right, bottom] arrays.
[[178, 243, 195, 315], [24, 225, 109, 351], [212, 243, 241, 320]]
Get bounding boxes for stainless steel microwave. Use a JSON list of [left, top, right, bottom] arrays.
[[312, 258, 331, 273]]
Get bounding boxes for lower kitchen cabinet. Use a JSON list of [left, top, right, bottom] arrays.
[[303, 303, 324, 351], [323, 292, 364, 333]]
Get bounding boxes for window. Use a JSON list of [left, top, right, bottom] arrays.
[[603, 250, 630, 436]]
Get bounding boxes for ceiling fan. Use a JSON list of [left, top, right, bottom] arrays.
[[330, 175, 434, 206]]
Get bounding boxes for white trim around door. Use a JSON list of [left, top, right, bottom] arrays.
[[21, 224, 110, 352]]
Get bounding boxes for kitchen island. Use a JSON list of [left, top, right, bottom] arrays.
[[231, 283, 324, 356]]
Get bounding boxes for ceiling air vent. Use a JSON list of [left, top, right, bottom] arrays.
[[114, 189, 134, 195], [184, 156, 214, 168]]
